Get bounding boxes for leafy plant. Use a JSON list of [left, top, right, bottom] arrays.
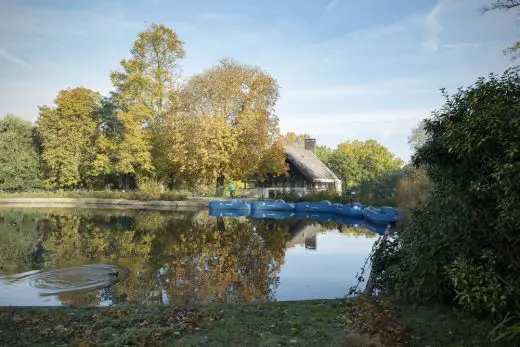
[[370, 67, 520, 343], [446, 251, 511, 314]]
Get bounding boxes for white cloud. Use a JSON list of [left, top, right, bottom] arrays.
[[422, 0, 446, 52], [0, 47, 31, 68]]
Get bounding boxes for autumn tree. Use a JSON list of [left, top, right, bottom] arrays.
[[165, 113, 236, 187], [111, 23, 185, 182], [0, 115, 42, 190], [37, 88, 101, 188], [328, 140, 403, 188], [167, 59, 286, 191], [282, 132, 311, 144]]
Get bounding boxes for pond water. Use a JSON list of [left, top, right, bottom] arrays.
[[0, 207, 386, 307]]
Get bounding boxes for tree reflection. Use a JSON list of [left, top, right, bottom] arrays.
[[0, 207, 377, 307]]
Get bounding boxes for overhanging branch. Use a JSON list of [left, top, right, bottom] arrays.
[[481, 0, 520, 13]]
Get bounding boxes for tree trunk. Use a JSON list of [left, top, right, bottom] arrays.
[[215, 173, 225, 197]]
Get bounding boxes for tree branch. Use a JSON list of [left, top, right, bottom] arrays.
[[481, 0, 520, 14]]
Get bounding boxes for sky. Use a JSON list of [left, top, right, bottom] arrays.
[[0, 0, 518, 162]]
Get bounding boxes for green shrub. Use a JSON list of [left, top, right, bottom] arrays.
[[370, 67, 520, 342], [446, 251, 511, 315], [137, 178, 165, 200]]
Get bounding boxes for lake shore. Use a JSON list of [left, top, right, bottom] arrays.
[[0, 297, 502, 346], [0, 197, 214, 210]]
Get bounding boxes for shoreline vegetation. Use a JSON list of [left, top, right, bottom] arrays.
[[0, 189, 190, 202], [0, 189, 397, 207], [0, 298, 508, 347]]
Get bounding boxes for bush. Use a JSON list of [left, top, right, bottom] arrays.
[[371, 67, 520, 341], [137, 178, 165, 200], [395, 166, 430, 211], [446, 251, 511, 315]]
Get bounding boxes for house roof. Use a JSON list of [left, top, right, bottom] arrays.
[[285, 145, 341, 183]]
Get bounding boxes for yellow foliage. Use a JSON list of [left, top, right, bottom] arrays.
[[166, 59, 285, 186]]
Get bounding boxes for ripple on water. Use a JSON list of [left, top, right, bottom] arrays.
[[1, 264, 128, 296]]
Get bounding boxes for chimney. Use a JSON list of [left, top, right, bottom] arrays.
[[304, 138, 316, 154]]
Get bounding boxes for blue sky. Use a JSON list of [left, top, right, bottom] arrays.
[[0, 0, 517, 161]]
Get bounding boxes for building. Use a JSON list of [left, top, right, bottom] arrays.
[[244, 138, 342, 198]]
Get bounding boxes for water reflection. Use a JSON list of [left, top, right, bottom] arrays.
[[0, 207, 380, 307]]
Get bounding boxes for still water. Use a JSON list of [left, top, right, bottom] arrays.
[[0, 207, 384, 307]]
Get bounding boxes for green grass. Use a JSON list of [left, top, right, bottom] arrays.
[[1, 298, 513, 346], [397, 302, 515, 347], [176, 300, 349, 347]]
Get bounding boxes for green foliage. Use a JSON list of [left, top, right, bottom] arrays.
[[316, 144, 333, 164], [355, 170, 402, 207], [37, 88, 102, 188], [371, 67, 520, 342], [0, 115, 42, 190], [327, 140, 403, 188], [446, 252, 511, 315]]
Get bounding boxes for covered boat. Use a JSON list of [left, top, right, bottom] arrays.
[[249, 199, 295, 212], [209, 209, 250, 218], [208, 199, 250, 211], [362, 206, 402, 226], [250, 210, 294, 220], [293, 212, 336, 224], [336, 202, 364, 218], [294, 200, 338, 214]]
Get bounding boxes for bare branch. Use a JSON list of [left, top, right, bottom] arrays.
[[481, 0, 520, 14]]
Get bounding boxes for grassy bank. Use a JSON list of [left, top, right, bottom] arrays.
[[0, 189, 190, 202], [0, 298, 509, 346]]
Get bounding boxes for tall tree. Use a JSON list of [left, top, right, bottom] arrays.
[[111, 23, 185, 119], [37, 88, 101, 188], [169, 59, 285, 190], [110, 23, 185, 181], [0, 115, 42, 190], [328, 140, 403, 188]]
